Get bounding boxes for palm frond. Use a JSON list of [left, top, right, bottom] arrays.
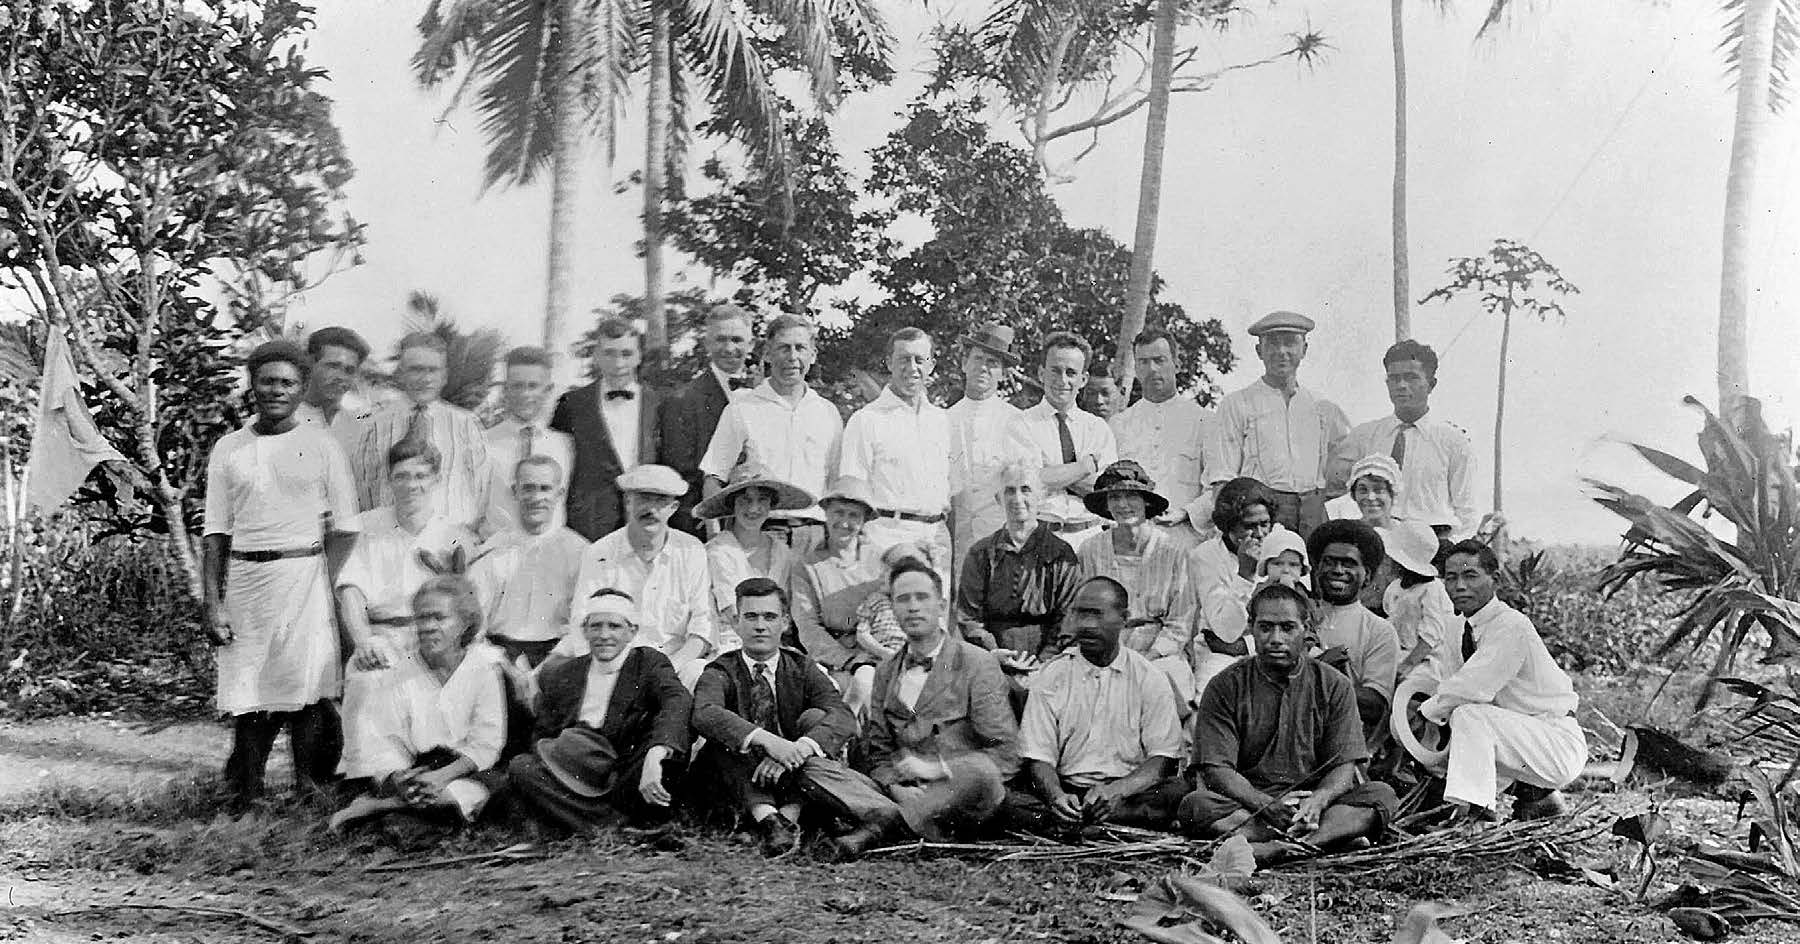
[[1719, 0, 1800, 113], [672, 0, 788, 174], [414, 0, 495, 88], [747, 0, 842, 109], [468, 0, 560, 188]]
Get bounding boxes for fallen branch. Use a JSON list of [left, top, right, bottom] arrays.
[[362, 842, 547, 873], [56, 901, 313, 941]]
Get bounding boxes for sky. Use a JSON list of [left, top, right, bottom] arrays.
[[21, 0, 1800, 544]]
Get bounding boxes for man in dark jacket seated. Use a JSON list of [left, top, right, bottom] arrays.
[[505, 589, 692, 834], [688, 577, 888, 857]]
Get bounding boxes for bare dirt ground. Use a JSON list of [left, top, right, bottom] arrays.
[[0, 709, 1793, 943]]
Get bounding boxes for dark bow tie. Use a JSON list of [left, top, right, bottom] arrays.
[[727, 376, 754, 391], [905, 653, 935, 672], [604, 389, 636, 401]]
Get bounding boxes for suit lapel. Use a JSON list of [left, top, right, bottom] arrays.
[[775, 652, 805, 734], [585, 384, 623, 471], [599, 649, 641, 738], [911, 641, 958, 720]]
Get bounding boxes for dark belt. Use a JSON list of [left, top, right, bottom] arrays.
[[1040, 518, 1099, 534], [229, 544, 323, 563], [368, 615, 413, 627], [873, 507, 945, 524]]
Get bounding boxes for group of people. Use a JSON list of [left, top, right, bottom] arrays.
[[200, 305, 1587, 863]]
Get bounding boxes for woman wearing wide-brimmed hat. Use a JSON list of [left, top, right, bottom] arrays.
[[790, 480, 885, 713], [1075, 460, 1199, 708], [694, 464, 813, 651]]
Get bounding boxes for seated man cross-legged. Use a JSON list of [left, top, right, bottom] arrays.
[[505, 589, 692, 834], [1008, 576, 1187, 833], [1178, 580, 1396, 864], [688, 577, 892, 857]]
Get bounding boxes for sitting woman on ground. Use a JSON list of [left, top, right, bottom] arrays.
[[330, 575, 507, 833]]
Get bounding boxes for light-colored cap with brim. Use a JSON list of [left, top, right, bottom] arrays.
[[693, 464, 815, 520], [1083, 460, 1170, 520], [1247, 310, 1317, 337], [818, 477, 876, 519], [1348, 454, 1403, 496], [613, 464, 687, 498], [1378, 520, 1440, 578]]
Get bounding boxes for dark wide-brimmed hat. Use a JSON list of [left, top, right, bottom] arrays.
[[693, 463, 815, 520], [1083, 459, 1170, 520], [960, 321, 1021, 366], [535, 725, 622, 799]]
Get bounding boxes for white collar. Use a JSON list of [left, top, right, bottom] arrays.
[[740, 650, 780, 675]]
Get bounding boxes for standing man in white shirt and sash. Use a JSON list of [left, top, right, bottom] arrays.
[[1109, 328, 1212, 550], [947, 322, 1025, 584]]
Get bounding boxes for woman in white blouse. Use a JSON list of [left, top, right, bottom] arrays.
[[694, 465, 813, 653], [331, 575, 506, 832]]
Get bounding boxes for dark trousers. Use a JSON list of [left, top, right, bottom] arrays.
[[223, 699, 342, 800], [489, 636, 560, 669], [1001, 775, 1188, 833], [1268, 489, 1328, 539]]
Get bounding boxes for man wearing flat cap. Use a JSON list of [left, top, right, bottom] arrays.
[[1201, 311, 1349, 539], [947, 322, 1027, 584], [552, 465, 717, 688], [506, 588, 692, 834]]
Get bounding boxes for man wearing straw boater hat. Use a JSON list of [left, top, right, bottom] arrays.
[[1201, 311, 1348, 539], [947, 321, 1026, 586]]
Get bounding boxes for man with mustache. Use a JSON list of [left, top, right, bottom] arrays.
[[836, 327, 953, 581], [349, 331, 491, 531], [1178, 581, 1397, 864], [1007, 577, 1186, 832], [1110, 328, 1213, 550], [1201, 311, 1348, 538], [1307, 519, 1402, 748], [553, 465, 716, 688]]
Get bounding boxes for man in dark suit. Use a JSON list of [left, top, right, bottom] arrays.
[[505, 589, 692, 833], [833, 558, 1021, 858], [659, 305, 754, 537], [550, 318, 665, 541], [689, 576, 897, 857]]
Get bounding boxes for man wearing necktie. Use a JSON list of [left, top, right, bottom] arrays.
[[1002, 332, 1117, 550], [659, 305, 756, 538], [1331, 340, 1481, 541], [1401, 540, 1585, 821], [550, 318, 666, 541], [830, 558, 1019, 858], [483, 346, 575, 536], [349, 331, 492, 530]]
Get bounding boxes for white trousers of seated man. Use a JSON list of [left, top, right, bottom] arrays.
[[1441, 704, 1587, 811]]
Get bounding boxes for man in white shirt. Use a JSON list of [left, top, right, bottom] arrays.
[[554, 465, 716, 688], [1110, 328, 1213, 550], [350, 331, 492, 530], [1201, 311, 1349, 539], [947, 322, 1026, 582], [296, 326, 373, 456], [1405, 540, 1585, 820], [837, 326, 953, 581], [469, 454, 588, 670], [483, 346, 575, 536], [1006, 331, 1117, 549], [702, 313, 843, 548], [1331, 340, 1481, 541]]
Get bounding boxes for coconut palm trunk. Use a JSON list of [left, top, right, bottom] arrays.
[[1718, 0, 1779, 428], [543, 0, 583, 361], [1113, 0, 1179, 399], [1390, 0, 1411, 341], [642, 6, 672, 360]]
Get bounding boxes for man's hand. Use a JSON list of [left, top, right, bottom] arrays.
[[350, 641, 393, 672], [889, 783, 928, 808], [754, 732, 811, 770], [638, 755, 672, 807], [1290, 793, 1331, 835], [892, 752, 950, 784], [206, 612, 234, 647], [752, 757, 789, 786], [1252, 796, 1294, 833], [998, 651, 1041, 675], [1046, 790, 1085, 823]]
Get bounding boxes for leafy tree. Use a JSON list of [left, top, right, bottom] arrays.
[[571, 288, 731, 390], [1420, 238, 1578, 515], [846, 96, 1233, 406], [0, 0, 363, 597]]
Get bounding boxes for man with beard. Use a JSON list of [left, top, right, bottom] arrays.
[[469, 455, 589, 670], [1007, 577, 1187, 832], [483, 346, 575, 536], [1110, 329, 1213, 550], [837, 328, 953, 579], [202, 341, 361, 803], [662, 305, 756, 537], [350, 331, 492, 530], [1202, 312, 1348, 538], [947, 322, 1025, 584], [1178, 581, 1397, 864], [553, 466, 716, 688], [297, 326, 372, 455], [1307, 519, 1402, 748]]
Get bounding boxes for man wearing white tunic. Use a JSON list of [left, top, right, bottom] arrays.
[[349, 331, 491, 531], [1407, 540, 1584, 820], [468, 454, 588, 669], [482, 346, 575, 537], [1110, 328, 1212, 550], [947, 323, 1026, 582], [1201, 311, 1349, 538], [202, 341, 361, 803], [1007, 332, 1116, 550], [554, 465, 717, 688], [836, 327, 953, 582]]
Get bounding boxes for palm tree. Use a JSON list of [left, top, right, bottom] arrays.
[[1420, 239, 1578, 513], [1390, 0, 1410, 341], [1115, 0, 1179, 386], [417, 0, 891, 363]]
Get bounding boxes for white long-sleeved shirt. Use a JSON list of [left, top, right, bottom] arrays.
[[555, 527, 716, 659], [482, 415, 576, 535], [1417, 597, 1579, 723], [947, 394, 1026, 534], [1203, 379, 1348, 493], [702, 382, 844, 519], [838, 387, 952, 516], [1007, 400, 1117, 524], [468, 526, 589, 643], [1110, 395, 1211, 518], [1334, 412, 1480, 538]]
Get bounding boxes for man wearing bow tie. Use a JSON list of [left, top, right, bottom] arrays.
[[660, 305, 756, 537], [550, 318, 666, 541]]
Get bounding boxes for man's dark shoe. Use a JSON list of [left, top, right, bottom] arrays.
[[828, 820, 898, 861], [758, 813, 800, 859], [621, 822, 687, 852], [1511, 789, 1568, 821]]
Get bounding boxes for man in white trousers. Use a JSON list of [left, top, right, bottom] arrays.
[[1408, 540, 1585, 820]]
